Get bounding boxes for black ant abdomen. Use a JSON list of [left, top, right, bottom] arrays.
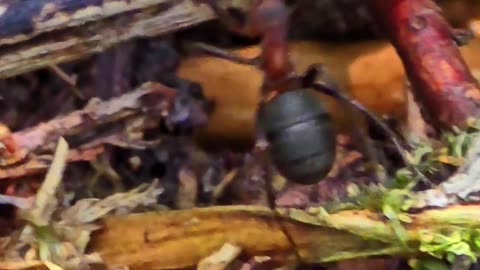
[[257, 88, 336, 185]]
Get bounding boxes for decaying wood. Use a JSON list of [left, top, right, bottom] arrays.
[[0, 81, 178, 180], [367, 0, 480, 131], [0, 0, 215, 79], [0, 0, 178, 46], [90, 204, 480, 270]]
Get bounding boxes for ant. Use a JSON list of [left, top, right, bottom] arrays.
[[190, 0, 420, 266]]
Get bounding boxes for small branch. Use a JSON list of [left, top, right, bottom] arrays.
[[366, 0, 480, 131], [48, 64, 85, 100]]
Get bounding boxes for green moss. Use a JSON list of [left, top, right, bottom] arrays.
[[285, 118, 480, 264], [417, 227, 480, 263]]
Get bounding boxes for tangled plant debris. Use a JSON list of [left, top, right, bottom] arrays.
[[0, 1, 478, 270], [0, 138, 169, 269]]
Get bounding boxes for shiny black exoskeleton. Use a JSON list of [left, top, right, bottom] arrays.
[[257, 89, 336, 185]]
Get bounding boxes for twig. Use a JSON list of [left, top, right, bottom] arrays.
[[48, 64, 85, 100], [366, 0, 480, 131]]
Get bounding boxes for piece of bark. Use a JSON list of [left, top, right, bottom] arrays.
[[366, 0, 480, 131], [0, 0, 215, 79], [0, 0, 175, 46]]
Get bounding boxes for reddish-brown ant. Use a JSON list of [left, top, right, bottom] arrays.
[[190, 1, 414, 180], [191, 0, 418, 265]]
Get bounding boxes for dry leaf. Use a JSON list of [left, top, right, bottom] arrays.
[[5, 157, 164, 270], [60, 179, 163, 225]]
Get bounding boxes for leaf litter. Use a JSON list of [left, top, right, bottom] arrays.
[[0, 137, 166, 270]]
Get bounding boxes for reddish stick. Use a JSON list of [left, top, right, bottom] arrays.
[[367, 0, 480, 131]]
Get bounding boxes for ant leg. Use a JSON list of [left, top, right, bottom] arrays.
[[252, 137, 302, 267], [303, 64, 406, 152], [304, 64, 432, 185], [305, 65, 390, 182], [187, 42, 261, 66]]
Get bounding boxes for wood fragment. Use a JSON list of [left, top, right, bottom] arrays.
[[0, 0, 215, 79]]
